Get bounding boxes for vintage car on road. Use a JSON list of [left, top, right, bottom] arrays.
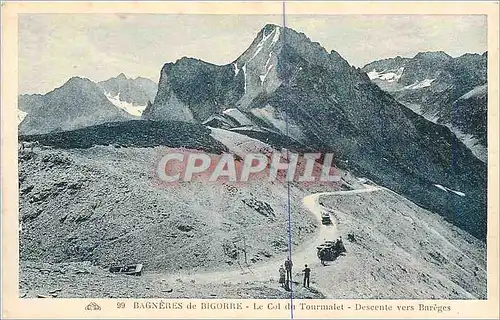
[[317, 239, 346, 263], [321, 211, 332, 225]]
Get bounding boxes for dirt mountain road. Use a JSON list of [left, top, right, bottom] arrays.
[[153, 184, 381, 298]]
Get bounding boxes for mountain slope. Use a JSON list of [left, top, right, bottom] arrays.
[[144, 24, 487, 240], [18, 77, 135, 135], [19, 75, 159, 134], [318, 186, 486, 299], [18, 140, 318, 272], [98, 73, 157, 116], [362, 52, 488, 161]]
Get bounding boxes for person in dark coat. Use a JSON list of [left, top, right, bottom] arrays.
[[302, 264, 311, 288], [284, 258, 293, 282]]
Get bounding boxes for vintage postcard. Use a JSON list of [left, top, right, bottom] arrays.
[[1, 1, 499, 319]]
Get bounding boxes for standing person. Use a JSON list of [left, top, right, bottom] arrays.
[[319, 248, 326, 266], [338, 236, 346, 253], [284, 258, 293, 282], [278, 265, 286, 288], [302, 264, 311, 288]]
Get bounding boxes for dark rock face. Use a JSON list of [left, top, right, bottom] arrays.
[[451, 84, 487, 145], [19, 77, 135, 135], [146, 24, 487, 240], [398, 51, 453, 86], [362, 52, 488, 161], [143, 59, 241, 122], [97, 73, 157, 106]]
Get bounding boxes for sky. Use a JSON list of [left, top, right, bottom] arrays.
[[18, 14, 487, 94]]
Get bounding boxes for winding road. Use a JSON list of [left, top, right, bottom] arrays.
[[157, 183, 382, 297], [296, 184, 382, 297]]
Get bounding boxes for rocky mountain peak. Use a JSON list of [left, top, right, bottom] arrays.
[[261, 23, 281, 35], [116, 72, 128, 80], [97, 74, 157, 108], [145, 24, 378, 123], [19, 76, 134, 135], [236, 23, 349, 70], [64, 76, 95, 88], [413, 51, 452, 61]]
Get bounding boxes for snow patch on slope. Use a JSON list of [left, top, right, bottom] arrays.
[[18, 109, 28, 125], [236, 26, 281, 109], [367, 70, 380, 80], [223, 108, 253, 126], [202, 114, 239, 128], [403, 79, 435, 90], [259, 65, 274, 85], [266, 53, 272, 68], [404, 103, 486, 162], [319, 187, 485, 299], [459, 84, 487, 100], [367, 67, 404, 82], [104, 92, 146, 116], [434, 184, 466, 197], [247, 26, 280, 67], [451, 129, 487, 163], [230, 126, 267, 133], [242, 65, 247, 93], [233, 63, 240, 77], [271, 27, 281, 46]]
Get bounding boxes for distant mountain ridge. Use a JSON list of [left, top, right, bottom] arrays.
[[98, 73, 157, 116], [18, 77, 134, 135], [18, 75, 158, 134], [362, 51, 487, 162]]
